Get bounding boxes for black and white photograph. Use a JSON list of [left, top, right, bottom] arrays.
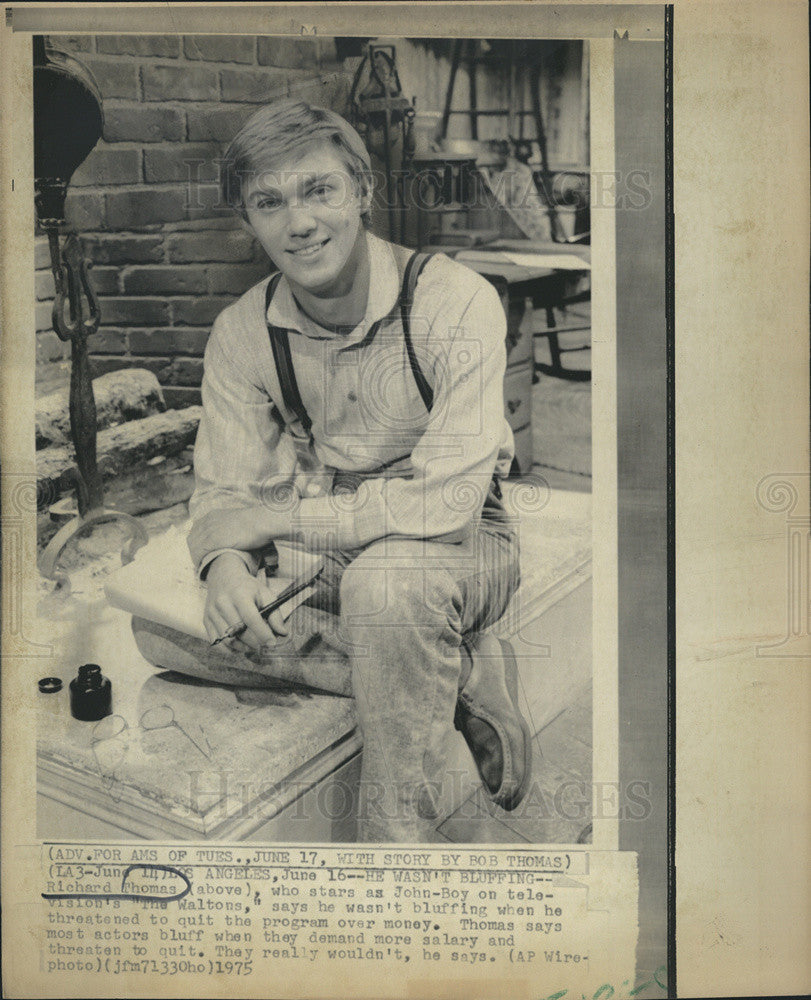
[[32, 32, 599, 848], [3, 3, 808, 999]]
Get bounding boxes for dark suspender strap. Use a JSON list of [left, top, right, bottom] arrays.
[[265, 253, 435, 432], [264, 272, 312, 436], [263, 256, 505, 503], [401, 251, 504, 504], [400, 252, 436, 412]]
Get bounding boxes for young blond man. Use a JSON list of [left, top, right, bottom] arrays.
[[180, 99, 531, 841]]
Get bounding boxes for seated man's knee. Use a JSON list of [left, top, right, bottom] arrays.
[[339, 548, 457, 633]]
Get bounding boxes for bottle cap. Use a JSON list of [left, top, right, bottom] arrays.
[[77, 663, 102, 683], [38, 677, 63, 693]]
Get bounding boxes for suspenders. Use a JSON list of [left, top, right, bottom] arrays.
[[399, 251, 435, 411], [263, 250, 506, 508], [264, 251, 436, 434], [264, 270, 313, 436]]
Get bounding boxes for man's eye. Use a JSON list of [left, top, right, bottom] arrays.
[[310, 185, 333, 198], [256, 197, 281, 210]]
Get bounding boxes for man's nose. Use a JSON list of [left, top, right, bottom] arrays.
[[286, 201, 317, 237]]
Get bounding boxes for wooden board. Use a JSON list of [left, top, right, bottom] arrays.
[[504, 362, 534, 432], [36, 368, 166, 448], [38, 577, 593, 843], [37, 668, 358, 839], [37, 406, 201, 506]]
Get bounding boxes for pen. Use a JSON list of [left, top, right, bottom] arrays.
[[210, 569, 322, 646]]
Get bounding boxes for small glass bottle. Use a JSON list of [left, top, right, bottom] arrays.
[[69, 663, 112, 722]]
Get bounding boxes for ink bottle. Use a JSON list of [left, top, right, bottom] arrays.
[[69, 663, 112, 721]]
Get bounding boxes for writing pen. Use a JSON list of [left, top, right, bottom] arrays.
[[210, 568, 322, 646]]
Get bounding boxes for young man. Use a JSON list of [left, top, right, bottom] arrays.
[[185, 99, 531, 841]]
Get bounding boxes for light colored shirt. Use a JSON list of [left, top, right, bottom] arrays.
[[188, 232, 514, 575]]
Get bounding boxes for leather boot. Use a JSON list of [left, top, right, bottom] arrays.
[[455, 633, 533, 811]]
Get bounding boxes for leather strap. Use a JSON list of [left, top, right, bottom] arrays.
[[265, 272, 312, 436], [264, 255, 507, 512], [400, 252, 436, 411], [264, 252, 437, 432]]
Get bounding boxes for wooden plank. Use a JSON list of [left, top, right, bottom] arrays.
[[504, 362, 533, 430], [505, 299, 534, 367], [37, 694, 360, 840], [511, 424, 533, 475]]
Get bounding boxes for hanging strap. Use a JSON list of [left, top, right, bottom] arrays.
[[400, 252, 436, 411], [264, 252, 437, 432], [400, 251, 504, 507], [265, 271, 312, 436], [264, 255, 507, 509]]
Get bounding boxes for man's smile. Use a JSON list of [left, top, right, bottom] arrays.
[[242, 144, 370, 307], [288, 238, 330, 258]]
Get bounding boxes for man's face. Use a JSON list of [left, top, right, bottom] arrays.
[[242, 143, 370, 297]]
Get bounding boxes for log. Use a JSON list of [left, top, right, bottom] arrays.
[[37, 455, 196, 549], [37, 406, 201, 508], [35, 368, 166, 449]]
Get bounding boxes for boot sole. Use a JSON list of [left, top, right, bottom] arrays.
[[454, 637, 534, 812], [497, 638, 533, 811]]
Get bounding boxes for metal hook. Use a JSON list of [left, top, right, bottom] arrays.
[[51, 232, 100, 343]]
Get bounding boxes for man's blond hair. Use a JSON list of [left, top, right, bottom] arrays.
[[220, 98, 373, 225]]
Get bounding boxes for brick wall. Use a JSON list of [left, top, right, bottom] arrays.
[[35, 35, 586, 406], [36, 34, 349, 407]]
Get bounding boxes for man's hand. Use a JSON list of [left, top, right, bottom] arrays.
[[204, 552, 289, 651]]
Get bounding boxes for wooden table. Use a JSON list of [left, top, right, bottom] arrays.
[[436, 243, 592, 399], [431, 246, 574, 471]]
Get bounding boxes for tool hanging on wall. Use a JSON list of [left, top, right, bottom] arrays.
[[348, 43, 415, 243], [33, 37, 147, 591]]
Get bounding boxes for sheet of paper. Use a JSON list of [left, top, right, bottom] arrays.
[[103, 523, 322, 642], [456, 249, 591, 271]]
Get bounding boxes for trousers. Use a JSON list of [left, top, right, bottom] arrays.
[[136, 522, 521, 842], [306, 523, 521, 841]]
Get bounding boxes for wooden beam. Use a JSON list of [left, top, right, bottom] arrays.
[[36, 368, 165, 448]]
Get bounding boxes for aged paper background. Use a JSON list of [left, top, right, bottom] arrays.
[[673, 2, 809, 996], [2, 1, 809, 997]]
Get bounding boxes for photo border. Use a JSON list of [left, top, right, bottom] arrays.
[[2, 5, 674, 997]]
